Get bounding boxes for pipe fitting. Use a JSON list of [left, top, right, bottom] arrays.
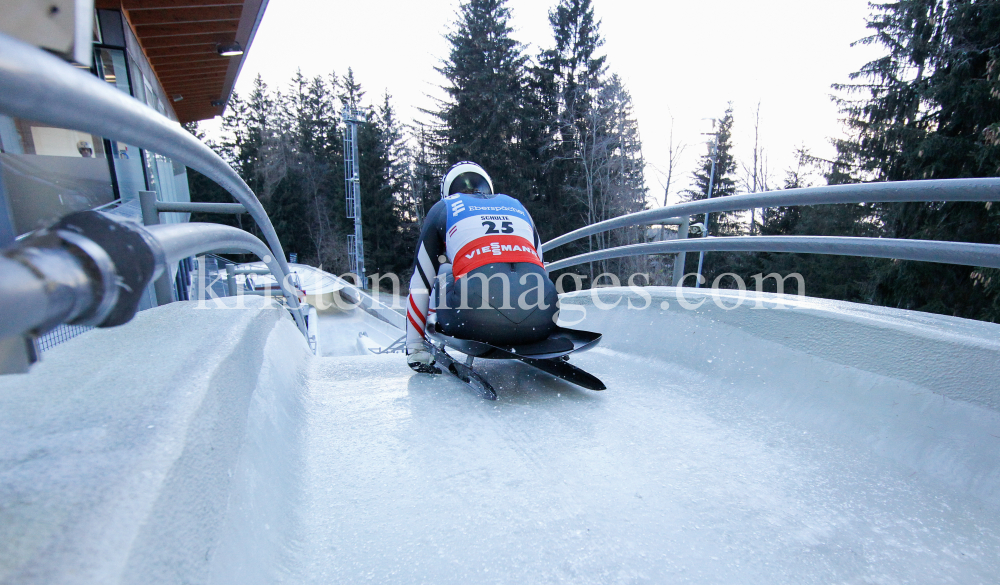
[[50, 211, 162, 327], [0, 211, 163, 344]]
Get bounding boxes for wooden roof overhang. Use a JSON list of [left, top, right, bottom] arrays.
[[95, 0, 268, 123]]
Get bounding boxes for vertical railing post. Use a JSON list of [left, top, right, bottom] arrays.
[[138, 190, 159, 227], [673, 217, 689, 286], [226, 264, 237, 297], [139, 190, 176, 306]]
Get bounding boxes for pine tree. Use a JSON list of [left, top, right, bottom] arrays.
[[835, 0, 1000, 320], [544, 0, 606, 130], [339, 68, 364, 110], [683, 105, 739, 236], [215, 78, 276, 245], [590, 74, 648, 277], [833, 0, 946, 182], [754, 145, 811, 237], [409, 121, 443, 226], [208, 74, 347, 268], [360, 92, 411, 276], [534, 0, 607, 241], [435, 0, 529, 195], [289, 71, 348, 270], [220, 81, 265, 198], [243, 76, 279, 200], [190, 69, 427, 274]]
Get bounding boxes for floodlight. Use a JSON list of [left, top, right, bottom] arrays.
[[217, 42, 244, 57]]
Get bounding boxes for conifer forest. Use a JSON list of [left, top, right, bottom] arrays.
[[188, 0, 1000, 322]]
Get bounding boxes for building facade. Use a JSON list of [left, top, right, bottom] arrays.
[[0, 0, 268, 306]]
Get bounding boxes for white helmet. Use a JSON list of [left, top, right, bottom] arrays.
[[441, 161, 494, 198]]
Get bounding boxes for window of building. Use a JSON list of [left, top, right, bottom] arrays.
[[95, 46, 147, 202], [0, 115, 114, 235]]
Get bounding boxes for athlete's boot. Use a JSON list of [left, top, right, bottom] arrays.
[[407, 348, 442, 374]]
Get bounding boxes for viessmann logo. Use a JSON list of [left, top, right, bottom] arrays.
[[463, 242, 538, 259]]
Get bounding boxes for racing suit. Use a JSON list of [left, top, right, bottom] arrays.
[[405, 192, 558, 352]]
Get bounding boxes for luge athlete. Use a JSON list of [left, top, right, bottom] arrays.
[[405, 162, 558, 373]]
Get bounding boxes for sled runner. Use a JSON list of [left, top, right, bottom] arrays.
[[425, 319, 606, 400]]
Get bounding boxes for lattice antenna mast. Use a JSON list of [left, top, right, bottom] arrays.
[[342, 104, 368, 288]]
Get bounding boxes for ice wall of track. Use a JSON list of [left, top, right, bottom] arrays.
[[2, 287, 1000, 584], [559, 287, 1000, 506], [0, 297, 311, 585]]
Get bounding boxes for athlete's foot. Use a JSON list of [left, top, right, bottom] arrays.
[[409, 362, 442, 374], [407, 350, 442, 374]]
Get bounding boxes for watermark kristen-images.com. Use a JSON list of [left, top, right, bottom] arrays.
[[191, 256, 807, 322]]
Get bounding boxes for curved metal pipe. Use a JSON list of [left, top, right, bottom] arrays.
[[156, 202, 247, 215], [0, 33, 304, 331], [145, 223, 305, 331], [543, 178, 1000, 252], [0, 254, 86, 340], [544, 236, 1000, 273]]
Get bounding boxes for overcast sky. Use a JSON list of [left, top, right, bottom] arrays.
[[207, 0, 884, 206]]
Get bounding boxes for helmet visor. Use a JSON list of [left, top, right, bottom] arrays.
[[448, 172, 493, 196]]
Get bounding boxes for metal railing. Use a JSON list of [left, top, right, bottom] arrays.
[[146, 223, 292, 292], [0, 33, 306, 334], [543, 178, 1000, 273], [545, 235, 1000, 273]]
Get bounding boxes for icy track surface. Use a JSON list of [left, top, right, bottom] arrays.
[[295, 352, 999, 583], [2, 289, 999, 584]]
